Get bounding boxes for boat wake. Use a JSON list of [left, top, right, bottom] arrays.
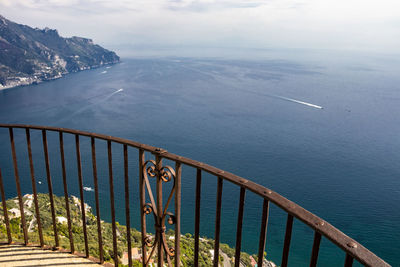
[[108, 88, 123, 97], [272, 95, 323, 109], [98, 88, 123, 95], [243, 89, 323, 110], [55, 88, 124, 124]]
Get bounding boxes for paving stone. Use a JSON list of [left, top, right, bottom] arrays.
[[0, 244, 102, 267]]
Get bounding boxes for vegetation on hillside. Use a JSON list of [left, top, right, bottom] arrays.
[[0, 193, 272, 266]]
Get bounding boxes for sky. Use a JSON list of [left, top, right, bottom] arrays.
[[1, 0, 400, 56]]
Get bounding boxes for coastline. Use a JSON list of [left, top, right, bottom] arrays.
[[0, 61, 120, 91]]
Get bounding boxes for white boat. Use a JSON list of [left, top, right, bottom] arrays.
[[83, 186, 94, 192]]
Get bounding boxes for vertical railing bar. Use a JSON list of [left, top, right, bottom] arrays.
[[139, 149, 147, 265], [59, 132, 74, 253], [344, 254, 354, 267], [213, 177, 223, 267], [26, 128, 44, 247], [155, 154, 163, 267], [91, 137, 103, 263], [234, 187, 246, 267], [174, 162, 182, 267], [193, 168, 202, 267], [310, 231, 322, 267], [108, 140, 118, 267], [257, 199, 270, 267], [9, 128, 28, 245], [0, 168, 12, 244], [75, 134, 89, 257], [124, 144, 132, 267], [42, 129, 59, 247], [281, 214, 294, 267]]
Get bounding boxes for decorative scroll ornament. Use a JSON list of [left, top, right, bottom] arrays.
[[143, 203, 153, 215], [142, 158, 177, 266], [144, 235, 155, 248]]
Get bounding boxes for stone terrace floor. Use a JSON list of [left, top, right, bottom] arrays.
[[0, 244, 102, 267]]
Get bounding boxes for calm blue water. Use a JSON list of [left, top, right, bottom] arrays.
[[0, 54, 399, 266]]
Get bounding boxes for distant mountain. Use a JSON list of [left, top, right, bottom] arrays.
[[0, 15, 120, 89]]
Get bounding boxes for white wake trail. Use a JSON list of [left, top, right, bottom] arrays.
[[273, 95, 323, 109], [109, 88, 123, 96], [55, 88, 124, 124]]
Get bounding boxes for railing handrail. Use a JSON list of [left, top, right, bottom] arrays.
[[0, 123, 390, 267]]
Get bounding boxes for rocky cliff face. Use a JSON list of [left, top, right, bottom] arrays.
[[0, 15, 120, 89]]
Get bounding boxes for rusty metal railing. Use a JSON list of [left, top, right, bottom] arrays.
[[0, 124, 390, 267]]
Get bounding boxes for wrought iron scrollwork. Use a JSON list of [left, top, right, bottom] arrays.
[[143, 203, 153, 215], [144, 235, 155, 248], [160, 166, 175, 182], [141, 156, 177, 266], [166, 212, 176, 225], [145, 160, 156, 176]]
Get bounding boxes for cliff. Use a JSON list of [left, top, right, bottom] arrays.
[[0, 15, 120, 89]]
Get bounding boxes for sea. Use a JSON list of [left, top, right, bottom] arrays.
[[0, 49, 399, 266]]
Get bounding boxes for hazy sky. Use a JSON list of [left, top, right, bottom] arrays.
[[1, 0, 400, 55]]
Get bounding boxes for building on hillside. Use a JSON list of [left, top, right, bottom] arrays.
[[121, 247, 142, 265]]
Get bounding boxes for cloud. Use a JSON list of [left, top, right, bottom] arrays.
[[1, 0, 399, 54], [165, 0, 267, 12], [2, 0, 141, 13], [1, 0, 268, 13]]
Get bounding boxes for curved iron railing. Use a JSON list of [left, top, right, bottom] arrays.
[[0, 124, 390, 267]]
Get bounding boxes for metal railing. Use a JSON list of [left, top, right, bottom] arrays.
[[0, 124, 390, 267]]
